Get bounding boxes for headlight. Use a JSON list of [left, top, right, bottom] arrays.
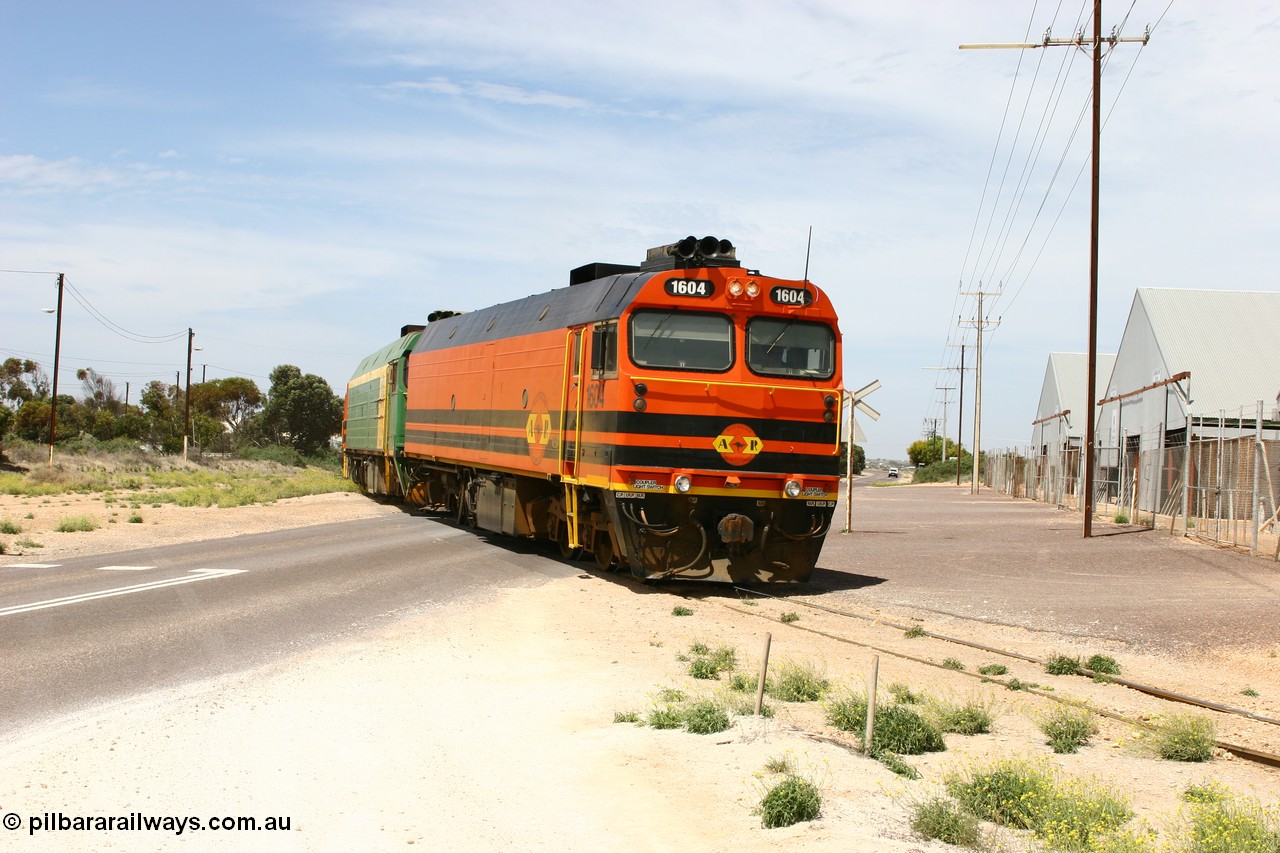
[[728, 280, 744, 296], [674, 474, 693, 493], [783, 478, 803, 498], [746, 281, 760, 297]]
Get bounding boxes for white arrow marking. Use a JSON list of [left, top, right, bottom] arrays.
[[4, 563, 61, 569], [0, 569, 247, 617], [97, 565, 156, 571]]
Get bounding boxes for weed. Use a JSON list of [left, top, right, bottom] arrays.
[[671, 605, 693, 617], [947, 758, 1131, 848], [126, 513, 143, 524], [910, 797, 980, 846], [1114, 512, 1130, 524], [1044, 654, 1084, 676], [1006, 678, 1036, 691], [941, 657, 965, 671], [648, 638, 663, 647], [688, 657, 722, 680], [779, 611, 800, 623], [873, 750, 921, 780], [655, 688, 686, 704], [763, 754, 794, 775], [689, 641, 709, 655], [726, 695, 774, 718], [756, 775, 821, 829], [825, 691, 945, 755], [887, 682, 923, 704], [16, 538, 41, 549], [613, 710, 640, 724], [54, 515, 98, 533], [646, 706, 684, 729], [765, 660, 829, 702], [977, 663, 1008, 676], [1086, 654, 1121, 675], [930, 698, 993, 735], [24, 512, 33, 519], [1241, 687, 1260, 698], [1039, 705, 1098, 753], [1182, 781, 1230, 804], [683, 700, 731, 735], [1179, 794, 1280, 853], [0, 541, 5, 555], [1153, 713, 1216, 762], [903, 625, 927, 638], [0, 518, 21, 535], [728, 672, 756, 693]]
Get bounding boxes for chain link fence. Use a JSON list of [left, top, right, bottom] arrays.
[[985, 402, 1280, 561]]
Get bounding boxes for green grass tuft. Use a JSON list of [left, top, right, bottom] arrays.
[[671, 605, 693, 617], [1044, 654, 1084, 676], [757, 775, 821, 829], [54, 514, 99, 532], [911, 797, 980, 846], [765, 660, 829, 702], [1039, 706, 1098, 754], [977, 663, 1008, 676], [779, 611, 800, 623], [1153, 713, 1216, 762]]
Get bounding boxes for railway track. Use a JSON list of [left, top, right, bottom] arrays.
[[724, 586, 1280, 770]]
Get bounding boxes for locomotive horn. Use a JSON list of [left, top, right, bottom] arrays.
[[698, 235, 719, 256], [717, 239, 734, 255], [672, 236, 698, 259]]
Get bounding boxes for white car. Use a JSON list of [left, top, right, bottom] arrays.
[[887, 467, 899, 478]]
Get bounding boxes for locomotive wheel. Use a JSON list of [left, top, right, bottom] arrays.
[[594, 532, 615, 571]]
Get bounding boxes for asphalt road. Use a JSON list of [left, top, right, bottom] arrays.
[[0, 511, 577, 737]]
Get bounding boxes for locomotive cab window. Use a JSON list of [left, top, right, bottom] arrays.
[[629, 310, 733, 372], [591, 322, 618, 378], [746, 317, 835, 379]]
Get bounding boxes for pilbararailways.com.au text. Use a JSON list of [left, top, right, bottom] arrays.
[[3, 810, 292, 836]]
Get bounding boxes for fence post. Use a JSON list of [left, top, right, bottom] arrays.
[[1254, 401, 1263, 557], [754, 633, 772, 716], [865, 655, 879, 753]]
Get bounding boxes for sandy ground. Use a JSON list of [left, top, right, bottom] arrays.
[[2, 486, 1279, 851]]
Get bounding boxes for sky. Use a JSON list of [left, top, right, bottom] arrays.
[[2, 1, 1277, 460]]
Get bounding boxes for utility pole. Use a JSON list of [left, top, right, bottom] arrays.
[[951, 344, 970, 485], [937, 387, 955, 465], [959, 288, 1000, 494], [183, 328, 194, 460], [962, 2, 1149, 534], [47, 273, 65, 464]]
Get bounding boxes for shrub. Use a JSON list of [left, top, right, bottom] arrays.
[[671, 605, 693, 617], [766, 660, 829, 702], [688, 657, 721, 680], [757, 775, 821, 828], [613, 710, 640, 723], [931, 699, 993, 735], [763, 754, 794, 774], [728, 672, 756, 693], [1086, 654, 1121, 675], [911, 797, 980, 846], [1045, 655, 1084, 676], [127, 513, 143, 523], [947, 760, 1055, 830], [1114, 512, 1130, 524], [1153, 713, 1216, 762], [780, 611, 800, 623], [874, 751, 921, 780], [1179, 793, 1280, 853], [0, 518, 21, 535], [55, 515, 98, 532], [941, 657, 965, 671], [683, 700, 731, 735], [887, 682, 923, 704], [903, 625, 926, 638], [1040, 706, 1098, 753], [646, 706, 684, 729], [978, 663, 1008, 676], [825, 692, 945, 755]]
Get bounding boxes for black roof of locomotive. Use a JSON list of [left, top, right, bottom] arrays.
[[412, 270, 658, 355]]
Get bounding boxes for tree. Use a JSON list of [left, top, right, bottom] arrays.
[[76, 367, 123, 414], [907, 437, 967, 468], [1, 358, 46, 410], [257, 365, 342, 456], [840, 443, 866, 475], [190, 377, 262, 449]]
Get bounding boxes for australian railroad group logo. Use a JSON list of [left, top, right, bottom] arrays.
[[713, 423, 763, 467], [525, 392, 553, 464]]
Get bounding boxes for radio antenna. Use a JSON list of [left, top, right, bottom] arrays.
[[802, 226, 813, 282]]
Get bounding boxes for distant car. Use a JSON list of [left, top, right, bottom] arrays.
[[888, 467, 899, 478]]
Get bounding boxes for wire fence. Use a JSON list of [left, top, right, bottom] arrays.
[[985, 401, 1280, 562]]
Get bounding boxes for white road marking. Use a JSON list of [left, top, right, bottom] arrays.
[[97, 565, 156, 571], [4, 563, 61, 569], [0, 569, 248, 617]]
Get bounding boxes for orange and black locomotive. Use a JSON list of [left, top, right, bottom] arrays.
[[343, 237, 844, 582]]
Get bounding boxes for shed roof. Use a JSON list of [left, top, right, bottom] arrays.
[[1040, 352, 1115, 434], [1134, 288, 1280, 414]]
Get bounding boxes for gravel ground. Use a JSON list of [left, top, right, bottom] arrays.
[[1, 481, 1278, 851]]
